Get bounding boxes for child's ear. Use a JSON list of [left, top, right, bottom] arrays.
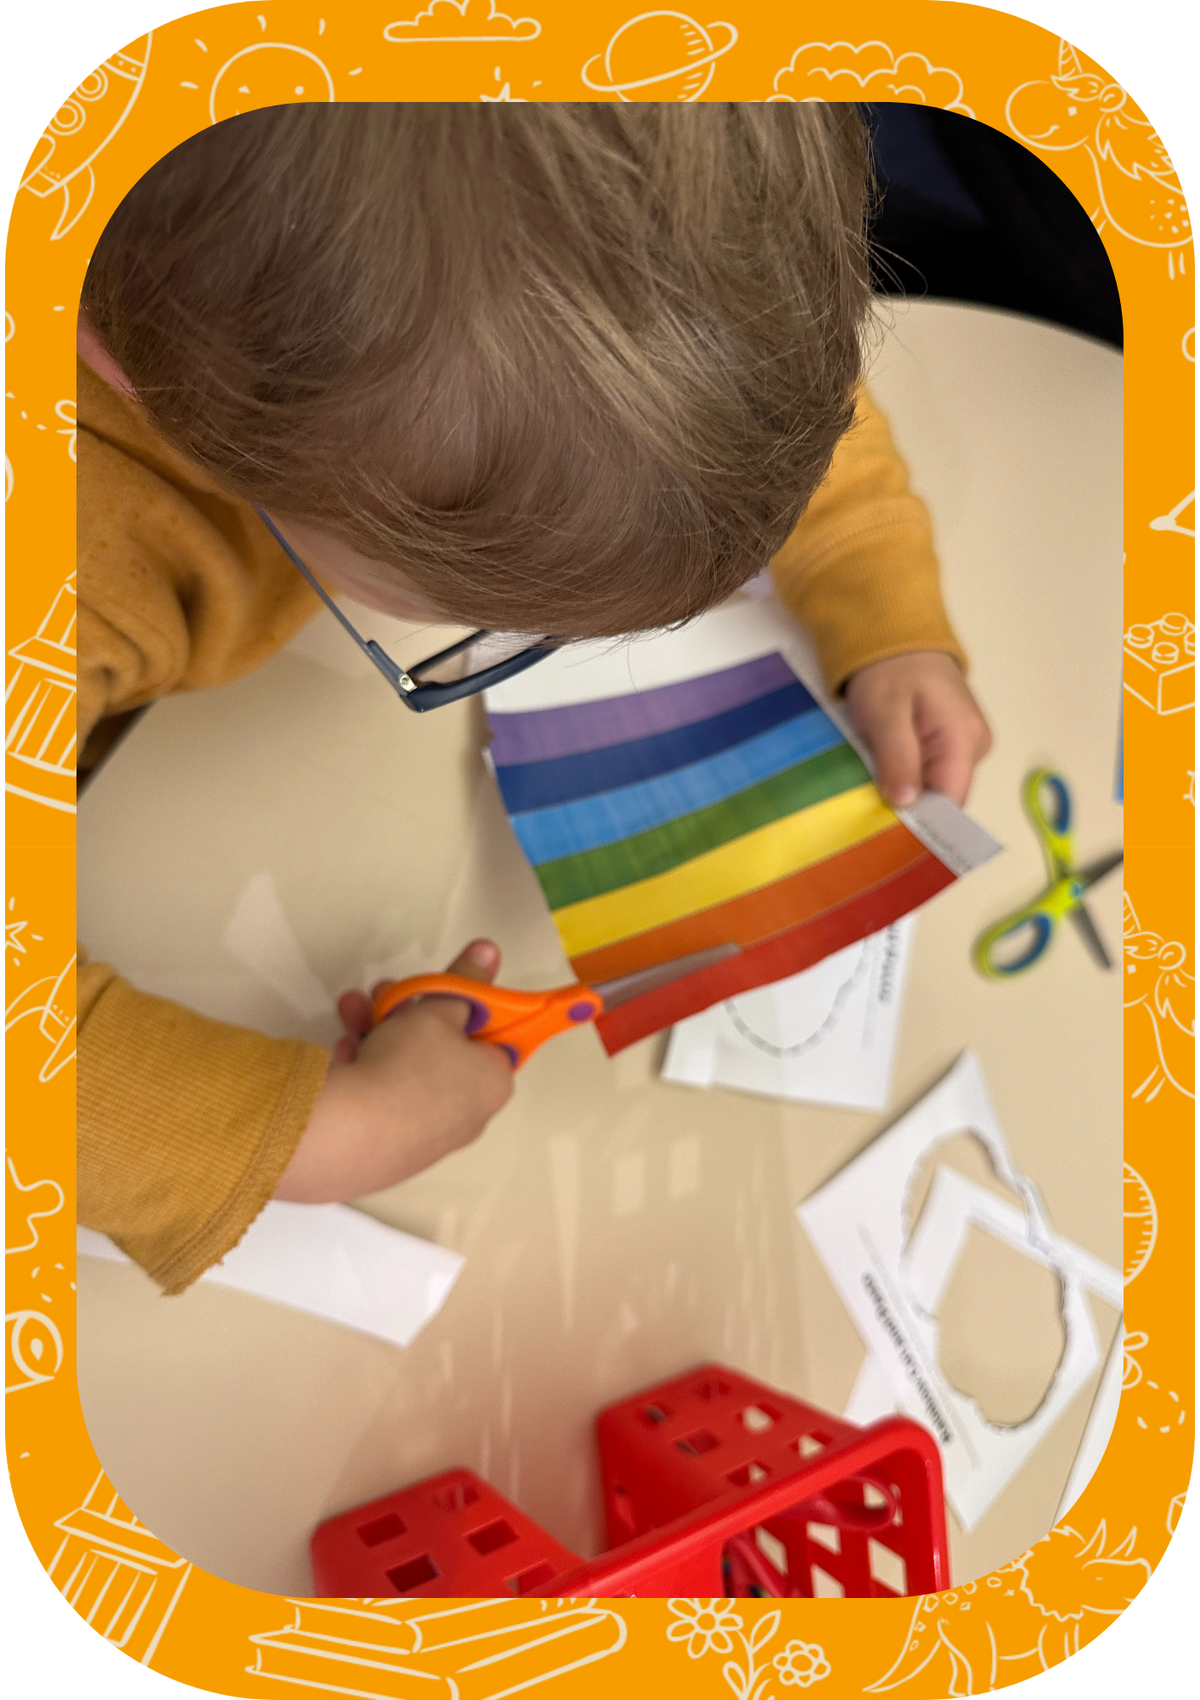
[[77, 309, 138, 398]]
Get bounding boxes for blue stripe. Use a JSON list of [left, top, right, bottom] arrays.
[[510, 708, 844, 864], [493, 680, 817, 813]]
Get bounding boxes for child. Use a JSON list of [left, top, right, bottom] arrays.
[[77, 104, 990, 1295]]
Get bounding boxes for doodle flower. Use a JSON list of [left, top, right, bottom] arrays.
[[773, 1639, 832, 1686], [666, 1599, 742, 1658]]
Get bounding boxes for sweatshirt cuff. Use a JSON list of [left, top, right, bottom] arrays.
[[770, 518, 968, 694]]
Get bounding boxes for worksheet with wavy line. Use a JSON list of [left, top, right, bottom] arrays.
[[663, 915, 916, 1112]]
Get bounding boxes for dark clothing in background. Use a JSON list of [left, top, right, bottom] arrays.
[[866, 105, 1123, 350]]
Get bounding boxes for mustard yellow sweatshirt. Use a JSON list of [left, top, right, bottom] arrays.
[[76, 358, 965, 1293]]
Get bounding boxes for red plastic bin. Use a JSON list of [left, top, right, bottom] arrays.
[[311, 1363, 948, 1600], [588, 1361, 948, 1599], [311, 1468, 577, 1601]]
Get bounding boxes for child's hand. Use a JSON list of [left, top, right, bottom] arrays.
[[844, 651, 992, 808], [274, 939, 513, 1203]]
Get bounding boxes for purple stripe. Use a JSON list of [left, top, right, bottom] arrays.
[[487, 652, 798, 765]]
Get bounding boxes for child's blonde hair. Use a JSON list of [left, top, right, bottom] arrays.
[[84, 103, 872, 637]]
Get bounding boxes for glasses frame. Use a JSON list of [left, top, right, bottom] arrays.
[[255, 508, 552, 712]]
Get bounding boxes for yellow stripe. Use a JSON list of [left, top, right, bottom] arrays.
[[553, 782, 897, 956]]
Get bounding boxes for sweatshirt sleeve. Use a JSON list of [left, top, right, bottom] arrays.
[[76, 359, 330, 1294], [76, 357, 322, 747], [77, 959, 329, 1295], [769, 387, 967, 693]]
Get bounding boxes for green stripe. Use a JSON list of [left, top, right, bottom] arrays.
[[536, 741, 871, 910]]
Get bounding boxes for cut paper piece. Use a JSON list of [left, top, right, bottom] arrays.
[[222, 870, 337, 1021], [77, 1202, 464, 1352], [844, 1168, 1126, 1527], [662, 917, 915, 1112], [485, 599, 999, 1053], [1055, 1325, 1126, 1522], [799, 1051, 1118, 1530], [844, 1358, 910, 1430]]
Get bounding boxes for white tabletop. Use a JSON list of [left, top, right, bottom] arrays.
[[78, 300, 1123, 1593]]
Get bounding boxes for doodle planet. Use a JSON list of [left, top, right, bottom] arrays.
[[581, 12, 738, 102]]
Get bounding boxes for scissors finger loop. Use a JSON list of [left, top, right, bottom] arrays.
[[373, 974, 494, 1035], [973, 910, 1054, 977], [1025, 769, 1071, 839]]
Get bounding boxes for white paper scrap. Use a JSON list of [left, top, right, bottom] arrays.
[[1055, 1327, 1126, 1522], [798, 1051, 1114, 1530], [77, 1201, 465, 1351], [843, 1166, 1126, 1526], [843, 1354, 902, 1429], [662, 918, 915, 1112], [901, 1164, 1122, 1315]]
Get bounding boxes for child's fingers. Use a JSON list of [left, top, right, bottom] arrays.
[[920, 717, 992, 804], [856, 702, 922, 807], [332, 1034, 359, 1065], [916, 687, 993, 805], [338, 989, 373, 1038], [920, 738, 975, 806], [847, 653, 991, 809]]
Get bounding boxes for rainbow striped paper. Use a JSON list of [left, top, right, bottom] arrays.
[[484, 603, 999, 1053]]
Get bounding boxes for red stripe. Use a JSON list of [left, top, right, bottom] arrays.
[[594, 854, 956, 1055]]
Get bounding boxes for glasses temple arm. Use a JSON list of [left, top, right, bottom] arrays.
[[255, 507, 416, 693]]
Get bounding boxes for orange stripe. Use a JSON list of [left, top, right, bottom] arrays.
[[595, 854, 956, 1054], [571, 821, 926, 986]]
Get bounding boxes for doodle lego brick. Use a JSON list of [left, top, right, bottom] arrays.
[[1124, 612, 1195, 715]]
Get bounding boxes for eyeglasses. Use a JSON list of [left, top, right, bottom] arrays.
[[256, 508, 552, 712]]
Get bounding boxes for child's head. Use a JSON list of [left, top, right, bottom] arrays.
[[84, 103, 872, 638]]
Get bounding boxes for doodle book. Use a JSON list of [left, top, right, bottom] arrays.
[[484, 600, 1000, 1053]]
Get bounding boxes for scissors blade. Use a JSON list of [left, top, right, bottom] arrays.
[[1069, 901, 1113, 970], [1075, 848, 1124, 890], [595, 943, 741, 1011]]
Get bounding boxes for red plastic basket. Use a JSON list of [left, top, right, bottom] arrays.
[[311, 1468, 577, 1601], [311, 1363, 948, 1599]]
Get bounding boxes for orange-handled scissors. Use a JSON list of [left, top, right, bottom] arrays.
[[371, 975, 604, 1069], [370, 944, 738, 1069]]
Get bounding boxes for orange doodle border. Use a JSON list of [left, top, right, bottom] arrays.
[[4, 3, 1194, 1695]]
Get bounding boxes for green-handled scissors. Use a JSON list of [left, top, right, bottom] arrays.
[[973, 769, 1123, 978]]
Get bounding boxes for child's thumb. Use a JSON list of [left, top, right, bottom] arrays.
[[418, 939, 502, 1041], [444, 938, 501, 984]]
